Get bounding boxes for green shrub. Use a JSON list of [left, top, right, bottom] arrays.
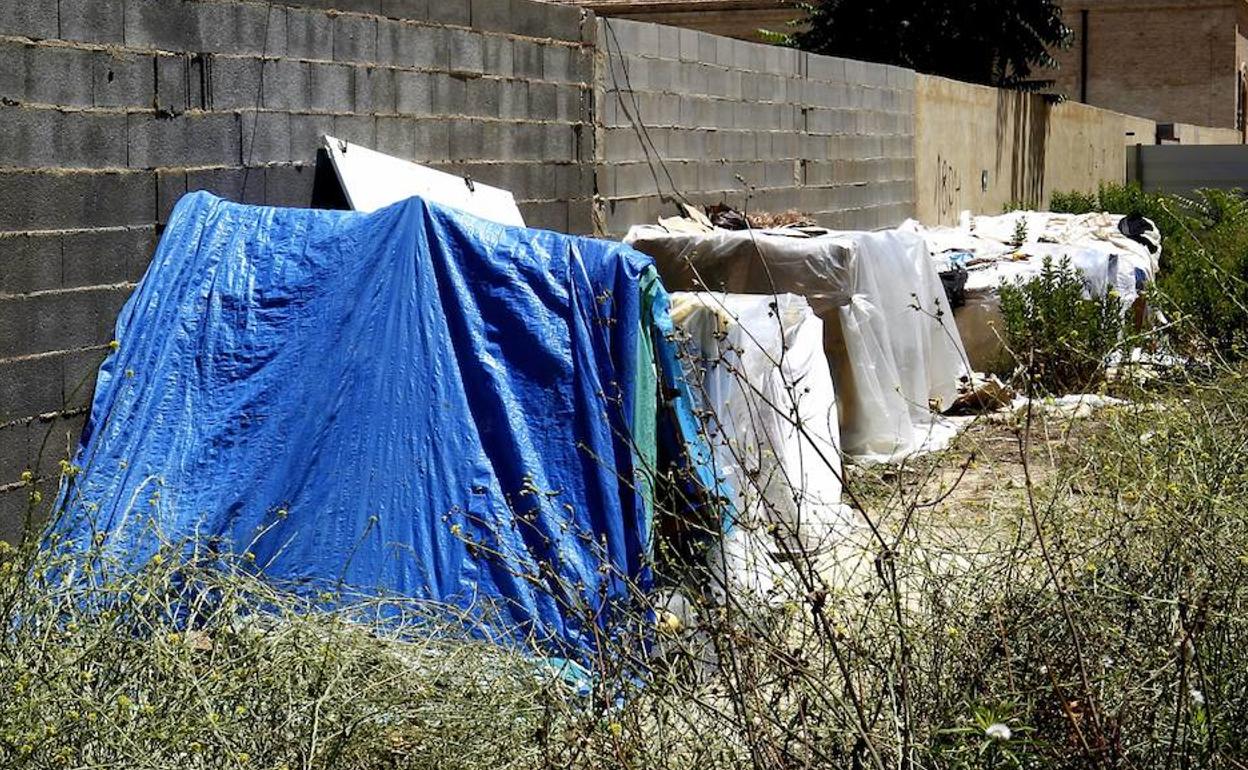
[[1049, 189, 1097, 214], [1048, 183, 1248, 358], [998, 257, 1125, 394], [1152, 189, 1248, 356]]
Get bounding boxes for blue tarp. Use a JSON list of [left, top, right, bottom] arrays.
[[55, 192, 716, 663]]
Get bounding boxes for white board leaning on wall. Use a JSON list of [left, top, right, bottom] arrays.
[[321, 135, 526, 227]]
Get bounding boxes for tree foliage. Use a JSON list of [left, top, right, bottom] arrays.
[[789, 0, 1072, 90]]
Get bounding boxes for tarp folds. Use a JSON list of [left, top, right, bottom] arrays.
[[627, 227, 971, 464], [57, 191, 713, 664], [670, 293, 854, 598]]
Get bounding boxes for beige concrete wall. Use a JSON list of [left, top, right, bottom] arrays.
[[915, 74, 1156, 224], [1162, 123, 1244, 143]]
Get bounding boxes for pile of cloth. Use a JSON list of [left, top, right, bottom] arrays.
[[627, 224, 971, 465], [53, 192, 724, 666], [902, 211, 1162, 372]]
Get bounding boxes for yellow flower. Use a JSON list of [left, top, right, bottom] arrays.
[[608, 721, 623, 737], [108, 339, 120, 352], [19, 470, 33, 484]]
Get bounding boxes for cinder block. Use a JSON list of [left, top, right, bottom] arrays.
[[155, 55, 191, 114], [128, 112, 243, 169], [463, 78, 500, 118], [308, 62, 355, 112], [288, 114, 337, 161], [333, 14, 377, 63], [481, 35, 513, 77], [93, 51, 156, 109], [0, 2, 58, 39], [498, 79, 529, 119], [412, 119, 451, 162], [0, 233, 61, 294], [567, 200, 593, 235], [0, 42, 95, 107], [263, 163, 314, 208], [60, 0, 125, 43], [449, 119, 484, 160], [448, 29, 484, 75], [126, 0, 286, 57], [512, 41, 543, 80], [354, 66, 397, 114], [332, 114, 376, 147], [291, 0, 379, 13], [427, 0, 470, 26], [429, 73, 467, 114], [0, 356, 59, 448], [0, 288, 132, 359], [186, 167, 265, 204], [396, 71, 433, 114], [542, 44, 572, 84], [262, 58, 312, 112], [156, 171, 187, 227], [543, 2, 583, 43], [207, 55, 264, 110], [241, 111, 293, 165], [470, 0, 510, 33], [381, 0, 429, 21], [376, 19, 414, 66], [287, 9, 334, 60], [61, 227, 155, 289], [520, 201, 568, 233], [62, 347, 109, 410], [375, 116, 415, 157], [528, 81, 557, 119], [0, 171, 152, 233], [0, 108, 128, 169]]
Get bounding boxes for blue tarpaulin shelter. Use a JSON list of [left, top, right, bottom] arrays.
[[55, 192, 718, 663]]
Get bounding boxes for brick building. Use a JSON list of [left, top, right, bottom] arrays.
[[1052, 0, 1248, 138], [563, 0, 802, 42]]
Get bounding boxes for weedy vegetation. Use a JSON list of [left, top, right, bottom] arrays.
[[3, 184, 1248, 769]]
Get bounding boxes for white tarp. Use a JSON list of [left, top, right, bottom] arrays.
[[321, 135, 526, 226], [903, 211, 1161, 372], [628, 227, 971, 464], [670, 292, 855, 600]]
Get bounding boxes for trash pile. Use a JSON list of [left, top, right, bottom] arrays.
[[901, 211, 1162, 372], [627, 216, 971, 464]]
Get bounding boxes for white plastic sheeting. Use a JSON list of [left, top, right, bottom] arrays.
[[670, 293, 855, 602], [627, 227, 971, 464], [903, 211, 1160, 372]]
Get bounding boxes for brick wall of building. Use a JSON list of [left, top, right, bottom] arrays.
[[1052, 0, 1241, 129]]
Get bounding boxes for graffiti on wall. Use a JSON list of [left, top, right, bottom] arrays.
[[934, 154, 963, 223]]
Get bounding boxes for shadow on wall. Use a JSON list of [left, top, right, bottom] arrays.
[[994, 89, 1050, 210]]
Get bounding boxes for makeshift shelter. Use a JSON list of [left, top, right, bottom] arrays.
[[902, 211, 1161, 372], [55, 192, 720, 665], [628, 227, 970, 463], [669, 292, 853, 597]]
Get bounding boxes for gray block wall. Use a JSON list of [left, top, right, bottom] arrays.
[[0, 0, 595, 537], [594, 17, 916, 236], [0, 1, 922, 538]]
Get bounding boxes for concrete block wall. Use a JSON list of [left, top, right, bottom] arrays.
[[0, 0, 595, 537], [593, 17, 916, 236]]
